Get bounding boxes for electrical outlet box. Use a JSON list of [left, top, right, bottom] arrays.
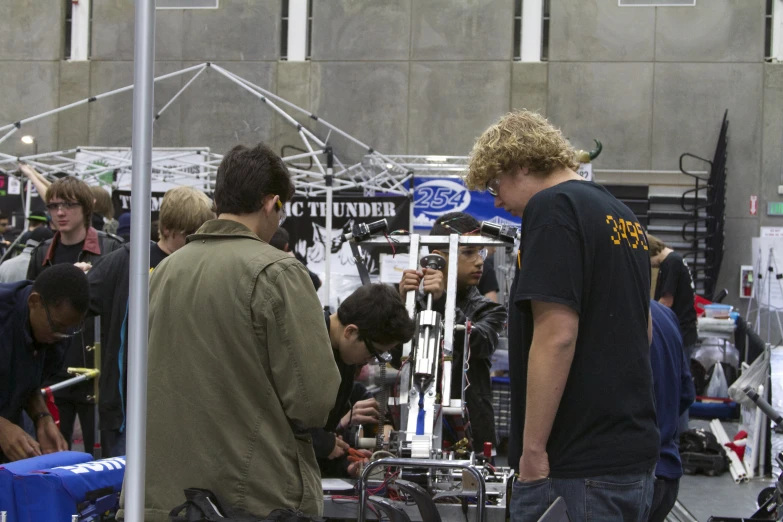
[[778, 185, 783, 195]]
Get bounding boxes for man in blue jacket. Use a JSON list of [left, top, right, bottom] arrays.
[[649, 300, 696, 522], [0, 264, 90, 463]]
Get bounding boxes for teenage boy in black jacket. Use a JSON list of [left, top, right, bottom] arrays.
[[87, 186, 214, 457]]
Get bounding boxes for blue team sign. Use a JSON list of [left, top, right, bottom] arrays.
[[412, 176, 519, 230]]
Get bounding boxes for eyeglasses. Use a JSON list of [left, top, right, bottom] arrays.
[[458, 247, 488, 262], [46, 201, 81, 212], [41, 298, 84, 338], [364, 337, 392, 363], [275, 198, 286, 226], [485, 178, 501, 197]]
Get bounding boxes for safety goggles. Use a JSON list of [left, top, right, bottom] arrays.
[[46, 201, 82, 212], [364, 337, 392, 363], [485, 178, 501, 197], [42, 298, 84, 338]]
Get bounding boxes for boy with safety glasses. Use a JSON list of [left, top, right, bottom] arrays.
[[313, 283, 415, 478], [399, 211, 507, 456], [25, 176, 123, 456]]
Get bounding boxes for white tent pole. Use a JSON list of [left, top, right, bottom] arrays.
[[0, 127, 18, 147], [325, 179, 333, 311], [124, 0, 155, 519], [282, 150, 325, 162], [153, 64, 208, 123], [0, 64, 205, 135], [209, 65, 327, 149], [299, 130, 327, 176]]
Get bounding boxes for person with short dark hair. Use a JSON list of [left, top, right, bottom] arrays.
[[0, 264, 90, 463], [311, 283, 415, 477], [88, 186, 215, 458], [119, 143, 341, 520], [0, 227, 55, 284], [399, 211, 507, 455], [647, 234, 697, 352], [648, 300, 695, 522], [269, 226, 322, 290], [25, 176, 123, 456]]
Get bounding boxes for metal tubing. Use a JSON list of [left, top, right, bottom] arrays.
[[0, 127, 18, 147], [154, 64, 208, 122], [210, 65, 327, 149], [442, 234, 460, 357], [361, 236, 507, 247], [42, 372, 97, 394], [282, 150, 325, 162], [124, 0, 156, 519], [93, 315, 102, 459], [0, 64, 205, 134], [402, 235, 420, 359], [357, 458, 486, 522], [211, 64, 409, 174], [325, 180, 333, 309]]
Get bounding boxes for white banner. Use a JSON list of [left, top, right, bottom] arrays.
[[73, 149, 212, 193]]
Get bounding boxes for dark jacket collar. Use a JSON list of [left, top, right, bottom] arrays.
[[187, 219, 263, 243], [43, 226, 101, 265]]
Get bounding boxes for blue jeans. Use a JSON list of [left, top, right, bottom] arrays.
[[510, 468, 656, 522]]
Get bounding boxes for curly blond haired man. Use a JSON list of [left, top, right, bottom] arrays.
[[466, 110, 658, 522]]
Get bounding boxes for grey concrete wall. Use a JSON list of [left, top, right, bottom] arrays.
[[0, 0, 774, 308], [545, 0, 767, 307]]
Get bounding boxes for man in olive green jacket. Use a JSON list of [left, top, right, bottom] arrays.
[[120, 143, 340, 521]]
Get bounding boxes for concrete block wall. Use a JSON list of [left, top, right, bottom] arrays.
[[544, 0, 766, 308], [0, 0, 776, 306]]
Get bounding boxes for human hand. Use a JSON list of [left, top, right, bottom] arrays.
[[398, 269, 422, 299], [18, 162, 38, 179], [421, 268, 445, 301], [517, 449, 549, 483], [328, 436, 350, 460], [346, 449, 372, 478], [37, 416, 68, 454], [340, 398, 380, 429], [74, 262, 92, 273], [0, 419, 42, 461]]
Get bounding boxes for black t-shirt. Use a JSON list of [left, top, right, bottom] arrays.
[[149, 243, 168, 269], [654, 252, 698, 346], [53, 240, 85, 265], [478, 254, 500, 295], [507, 180, 659, 478]]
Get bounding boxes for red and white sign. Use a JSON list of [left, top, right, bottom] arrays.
[[750, 195, 758, 216]]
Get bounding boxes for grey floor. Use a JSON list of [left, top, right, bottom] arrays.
[[72, 421, 778, 521], [676, 419, 777, 522], [495, 419, 778, 522]]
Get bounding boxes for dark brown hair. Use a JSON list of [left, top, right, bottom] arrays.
[[214, 143, 294, 215], [46, 177, 94, 228]]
